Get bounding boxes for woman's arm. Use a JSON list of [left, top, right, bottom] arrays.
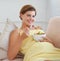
[[7, 29, 28, 60], [41, 35, 55, 46]]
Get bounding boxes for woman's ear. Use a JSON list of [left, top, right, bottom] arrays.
[[19, 13, 23, 20]]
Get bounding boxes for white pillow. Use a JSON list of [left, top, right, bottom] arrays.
[[0, 21, 7, 33], [0, 20, 17, 59], [0, 48, 7, 60]]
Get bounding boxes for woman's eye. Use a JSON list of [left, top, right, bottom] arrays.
[[27, 14, 31, 17], [32, 15, 35, 18], [27, 14, 35, 18]]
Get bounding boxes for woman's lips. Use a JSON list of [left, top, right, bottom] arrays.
[[27, 20, 32, 24]]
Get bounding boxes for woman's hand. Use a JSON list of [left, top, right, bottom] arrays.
[[31, 25, 42, 30]]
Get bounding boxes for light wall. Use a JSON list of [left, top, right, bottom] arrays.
[[0, 0, 60, 31], [47, 0, 60, 21], [0, 0, 47, 22], [0, 0, 47, 31]]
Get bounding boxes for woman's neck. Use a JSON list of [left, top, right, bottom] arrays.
[[21, 23, 30, 30]]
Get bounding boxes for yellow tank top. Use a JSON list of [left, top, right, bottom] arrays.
[[19, 29, 60, 60], [19, 29, 45, 54]]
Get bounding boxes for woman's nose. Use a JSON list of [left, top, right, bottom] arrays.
[[30, 17, 34, 22]]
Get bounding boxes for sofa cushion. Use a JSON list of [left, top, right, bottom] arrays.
[[46, 17, 60, 48]]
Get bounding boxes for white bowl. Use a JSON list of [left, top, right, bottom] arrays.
[[33, 34, 46, 41]]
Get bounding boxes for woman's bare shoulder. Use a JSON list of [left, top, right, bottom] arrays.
[[10, 28, 19, 36], [9, 29, 19, 45], [9, 28, 19, 42]]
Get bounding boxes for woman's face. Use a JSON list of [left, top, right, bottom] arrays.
[[20, 11, 36, 27]]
